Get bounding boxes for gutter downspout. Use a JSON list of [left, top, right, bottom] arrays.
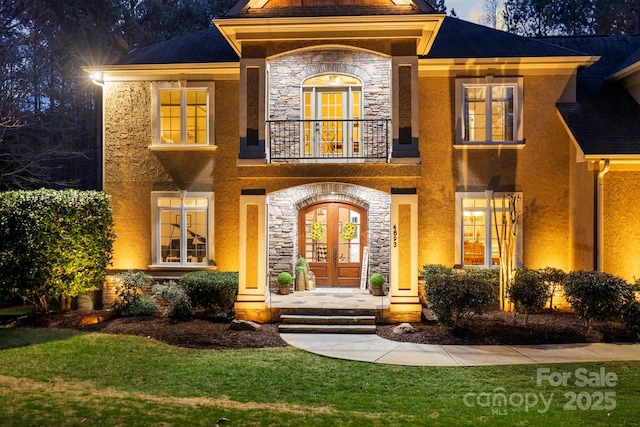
[[596, 159, 610, 271]]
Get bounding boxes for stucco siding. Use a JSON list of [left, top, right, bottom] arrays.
[[569, 143, 595, 272], [417, 74, 575, 271], [212, 81, 241, 271], [604, 171, 640, 282], [103, 81, 165, 270]]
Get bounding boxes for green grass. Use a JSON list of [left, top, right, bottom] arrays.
[[0, 306, 32, 317], [0, 328, 639, 426]]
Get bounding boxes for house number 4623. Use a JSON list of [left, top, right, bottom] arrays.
[[393, 225, 397, 248]]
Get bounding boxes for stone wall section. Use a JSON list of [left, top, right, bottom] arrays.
[[267, 49, 391, 160], [267, 183, 390, 290]]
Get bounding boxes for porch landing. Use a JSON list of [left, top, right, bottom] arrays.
[[267, 288, 389, 312]]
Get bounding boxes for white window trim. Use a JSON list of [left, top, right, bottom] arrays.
[[151, 81, 215, 148], [150, 191, 215, 269], [454, 191, 523, 269], [454, 77, 524, 148]]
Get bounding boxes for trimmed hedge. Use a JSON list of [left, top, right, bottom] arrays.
[[0, 189, 115, 311], [564, 270, 633, 328], [420, 264, 453, 284], [179, 271, 239, 314], [425, 273, 496, 327], [508, 268, 548, 325]]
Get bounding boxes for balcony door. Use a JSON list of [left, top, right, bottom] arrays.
[[303, 74, 361, 158], [299, 202, 367, 287]]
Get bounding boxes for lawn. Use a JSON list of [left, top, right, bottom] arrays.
[[0, 328, 638, 426]]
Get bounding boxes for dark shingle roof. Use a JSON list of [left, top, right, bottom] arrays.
[[115, 28, 238, 65], [426, 18, 587, 59], [610, 46, 640, 77], [546, 35, 640, 155]]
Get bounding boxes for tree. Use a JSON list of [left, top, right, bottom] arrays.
[[503, 0, 560, 36], [482, 0, 504, 28], [428, 0, 447, 13], [595, 0, 640, 34], [503, 0, 640, 36], [0, 0, 237, 191], [490, 192, 522, 311]]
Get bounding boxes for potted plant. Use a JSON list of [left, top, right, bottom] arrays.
[[369, 273, 385, 296], [277, 272, 292, 295], [295, 257, 310, 291]]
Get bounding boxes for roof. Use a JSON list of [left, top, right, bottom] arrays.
[[610, 46, 640, 77], [426, 18, 587, 59], [116, 16, 590, 66], [115, 28, 238, 65], [546, 35, 640, 156]]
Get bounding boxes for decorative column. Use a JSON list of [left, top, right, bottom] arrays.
[[389, 190, 421, 322], [238, 58, 266, 161], [391, 55, 420, 162], [234, 191, 270, 322]]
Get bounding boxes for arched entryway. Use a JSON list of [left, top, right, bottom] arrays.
[[299, 202, 367, 287], [266, 182, 390, 291]]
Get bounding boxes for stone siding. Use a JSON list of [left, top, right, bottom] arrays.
[[267, 49, 391, 160], [267, 183, 390, 289]]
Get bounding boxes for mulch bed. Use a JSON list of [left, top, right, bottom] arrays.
[[4, 309, 637, 349], [377, 311, 638, 345]]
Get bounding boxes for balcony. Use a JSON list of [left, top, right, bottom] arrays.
[[267, 119, 391, 163]]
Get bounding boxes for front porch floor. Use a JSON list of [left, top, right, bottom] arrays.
[[267, 288, 389, 311]]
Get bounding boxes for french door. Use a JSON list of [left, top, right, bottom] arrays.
[[299, 202, 367, 287], [303, 76, 362, 158]]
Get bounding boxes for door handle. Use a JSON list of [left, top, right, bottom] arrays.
[[333, 248, 337, 262]]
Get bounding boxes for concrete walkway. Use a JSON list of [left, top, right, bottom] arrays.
[[280, 333, 640, 366]]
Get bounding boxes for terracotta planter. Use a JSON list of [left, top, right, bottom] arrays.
[[371, 286, 384, 296], [279, 285, 290, 295]]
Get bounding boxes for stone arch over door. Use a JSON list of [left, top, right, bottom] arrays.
[[267, 182, 390, 289]]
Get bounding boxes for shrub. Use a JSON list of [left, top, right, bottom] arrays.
[[563, 270, 634, 329], [113, 271, 158, 317], [622, 301, 640, 339], [508, 269, 547, 325], [464, 268, 500, 308], [538, 267, 566, 309], [179, 271, 239, 315], [152, 281, 192, 319], [369, 273, 384, 287], [425, 273, 496, 327], [0, 189, 115, 311], [277, 272, 292, 285], [420, 264, 453, 285]]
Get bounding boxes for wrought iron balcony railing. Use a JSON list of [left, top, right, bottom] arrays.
[[267, 119, 391, 162]]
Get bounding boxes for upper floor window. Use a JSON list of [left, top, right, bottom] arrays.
[[455, 77, 523, 146], [151, 192, 214, 267], [152, 82, 214, 146], [455, 191, 523, 268]]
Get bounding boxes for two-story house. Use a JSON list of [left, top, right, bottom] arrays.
[[88, 0, 640, 322]]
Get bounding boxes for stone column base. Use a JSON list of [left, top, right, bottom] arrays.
[[388, 296, 422, 323], [234, 301, 279, 323]]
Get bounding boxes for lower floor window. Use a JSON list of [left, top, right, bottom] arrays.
[[456, 191, 522, 268], [153, 192, 213, 266]]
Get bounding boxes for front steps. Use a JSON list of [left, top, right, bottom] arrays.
[[278, 309, 377, 334]]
